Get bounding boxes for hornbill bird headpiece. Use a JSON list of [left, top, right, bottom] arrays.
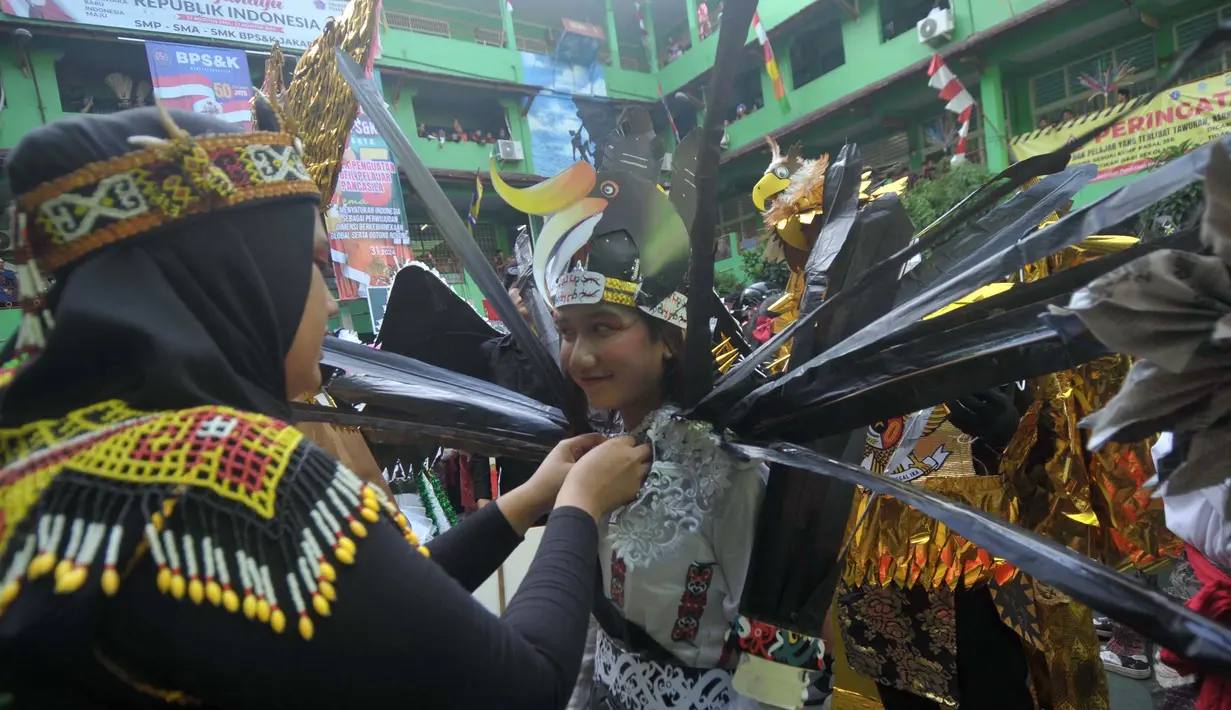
[[490, 107, 703, 329]]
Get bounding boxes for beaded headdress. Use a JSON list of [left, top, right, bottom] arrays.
[[490, 108, 700, 329], [9, 104, 319, 359]]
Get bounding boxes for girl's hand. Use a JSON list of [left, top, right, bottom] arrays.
[[556, 436, 651, 521]]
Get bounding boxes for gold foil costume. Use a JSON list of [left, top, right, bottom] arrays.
[[255, 0, 391, 494], [1003, 235, 1181, 574], [838, 221, 1178, 707]]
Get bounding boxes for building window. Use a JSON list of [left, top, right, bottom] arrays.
[[879, 0, 938, 42], [1029, 34, 1158, 127], [790, 22, 845, 89], [728, 67, 765, 123], [413, 88, 511, 146], [1173, 4, 1231, 83], [55, 39, 155, 115], [716, 198, 763, 253], [860, 131, 914, 172], [407, 223, 501, 287]]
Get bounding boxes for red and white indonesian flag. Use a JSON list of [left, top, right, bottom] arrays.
[[927, 54, 974, 165]]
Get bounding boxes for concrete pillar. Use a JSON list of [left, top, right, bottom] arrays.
[[604, 0, 621, 68], [643, 1, 659, 71], [979, 62, 1011, 171], [501, 0, 517, 52], [685, 0, 700, 47], [0, 48, 65, 148]]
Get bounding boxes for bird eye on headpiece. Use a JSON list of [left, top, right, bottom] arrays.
[[600, 180, 619, 198], [773, 166, 790, 180]]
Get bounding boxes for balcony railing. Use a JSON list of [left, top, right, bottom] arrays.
[[385, 10, 450, 39], [382, 9, 646, 69]]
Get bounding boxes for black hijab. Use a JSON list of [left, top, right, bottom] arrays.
[[0, 108, 319, 425]]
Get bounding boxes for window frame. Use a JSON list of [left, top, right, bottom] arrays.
[[1029, 33, 1160, 124]]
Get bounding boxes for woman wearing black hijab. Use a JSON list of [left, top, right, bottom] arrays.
[[0, 108, 649, 708]]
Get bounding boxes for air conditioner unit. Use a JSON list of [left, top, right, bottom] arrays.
[[917, 8, 955, 45], [661, 152, 673, 172], [496, 140, 524, 162]]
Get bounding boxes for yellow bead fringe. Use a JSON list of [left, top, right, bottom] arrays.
[[0, 464, 427, 643]]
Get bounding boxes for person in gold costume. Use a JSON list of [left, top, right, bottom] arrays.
[[713, 138, 905, 375], [1002, 225, 1183, 690], [834, 199, 1179, 709]]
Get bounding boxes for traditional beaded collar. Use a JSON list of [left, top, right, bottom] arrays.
[[17, 131, 318, 272]]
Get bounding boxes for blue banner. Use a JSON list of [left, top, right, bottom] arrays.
[[145, 41, 253, 129]]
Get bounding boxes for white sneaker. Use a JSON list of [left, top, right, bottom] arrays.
[[1153, 647, 1196, 689], [1101, 644, 1152, 680]]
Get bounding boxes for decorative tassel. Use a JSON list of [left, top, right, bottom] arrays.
[[101, 524, 123, 596], [58, 522, 104, 594], [145, 522, 170, 593], [214, 546, 239, 613], [202, 536, 221, 606], [11, 212, 52, 357], [247, 555, 269, 623], [286, 572, 312, 640], [0, 536, 36, 613], [54, 517, 84, 586], [28, 514, 64, 580], [236, 549, 257, 619], [183, 533, 203, 604], [259, 564, 284, 633], [162, 529, 185, 599]]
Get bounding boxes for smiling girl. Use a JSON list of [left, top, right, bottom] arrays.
[[494, 109, 769, 709]]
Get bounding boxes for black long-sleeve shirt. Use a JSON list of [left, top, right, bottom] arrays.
[[6, 504, 598, 709]]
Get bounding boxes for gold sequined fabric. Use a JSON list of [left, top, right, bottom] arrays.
[[280, 0, 381, 203], [1021, 582, 1110, 710], [835, 222, 1142, 710], [843, 414, 1021, 591], [842, 474, 1021, 591], [1006, 246, 1181, 572]]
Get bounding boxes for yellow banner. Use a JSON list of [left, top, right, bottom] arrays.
[[1011, 72, 1231, 182]]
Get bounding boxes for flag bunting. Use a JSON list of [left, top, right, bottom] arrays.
[[752, 12, 790, 113], [468, 173, 483, 230], [927, 54, 975, 165]]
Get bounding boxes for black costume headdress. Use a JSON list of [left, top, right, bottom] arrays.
[[1, 105, 319, 424]]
